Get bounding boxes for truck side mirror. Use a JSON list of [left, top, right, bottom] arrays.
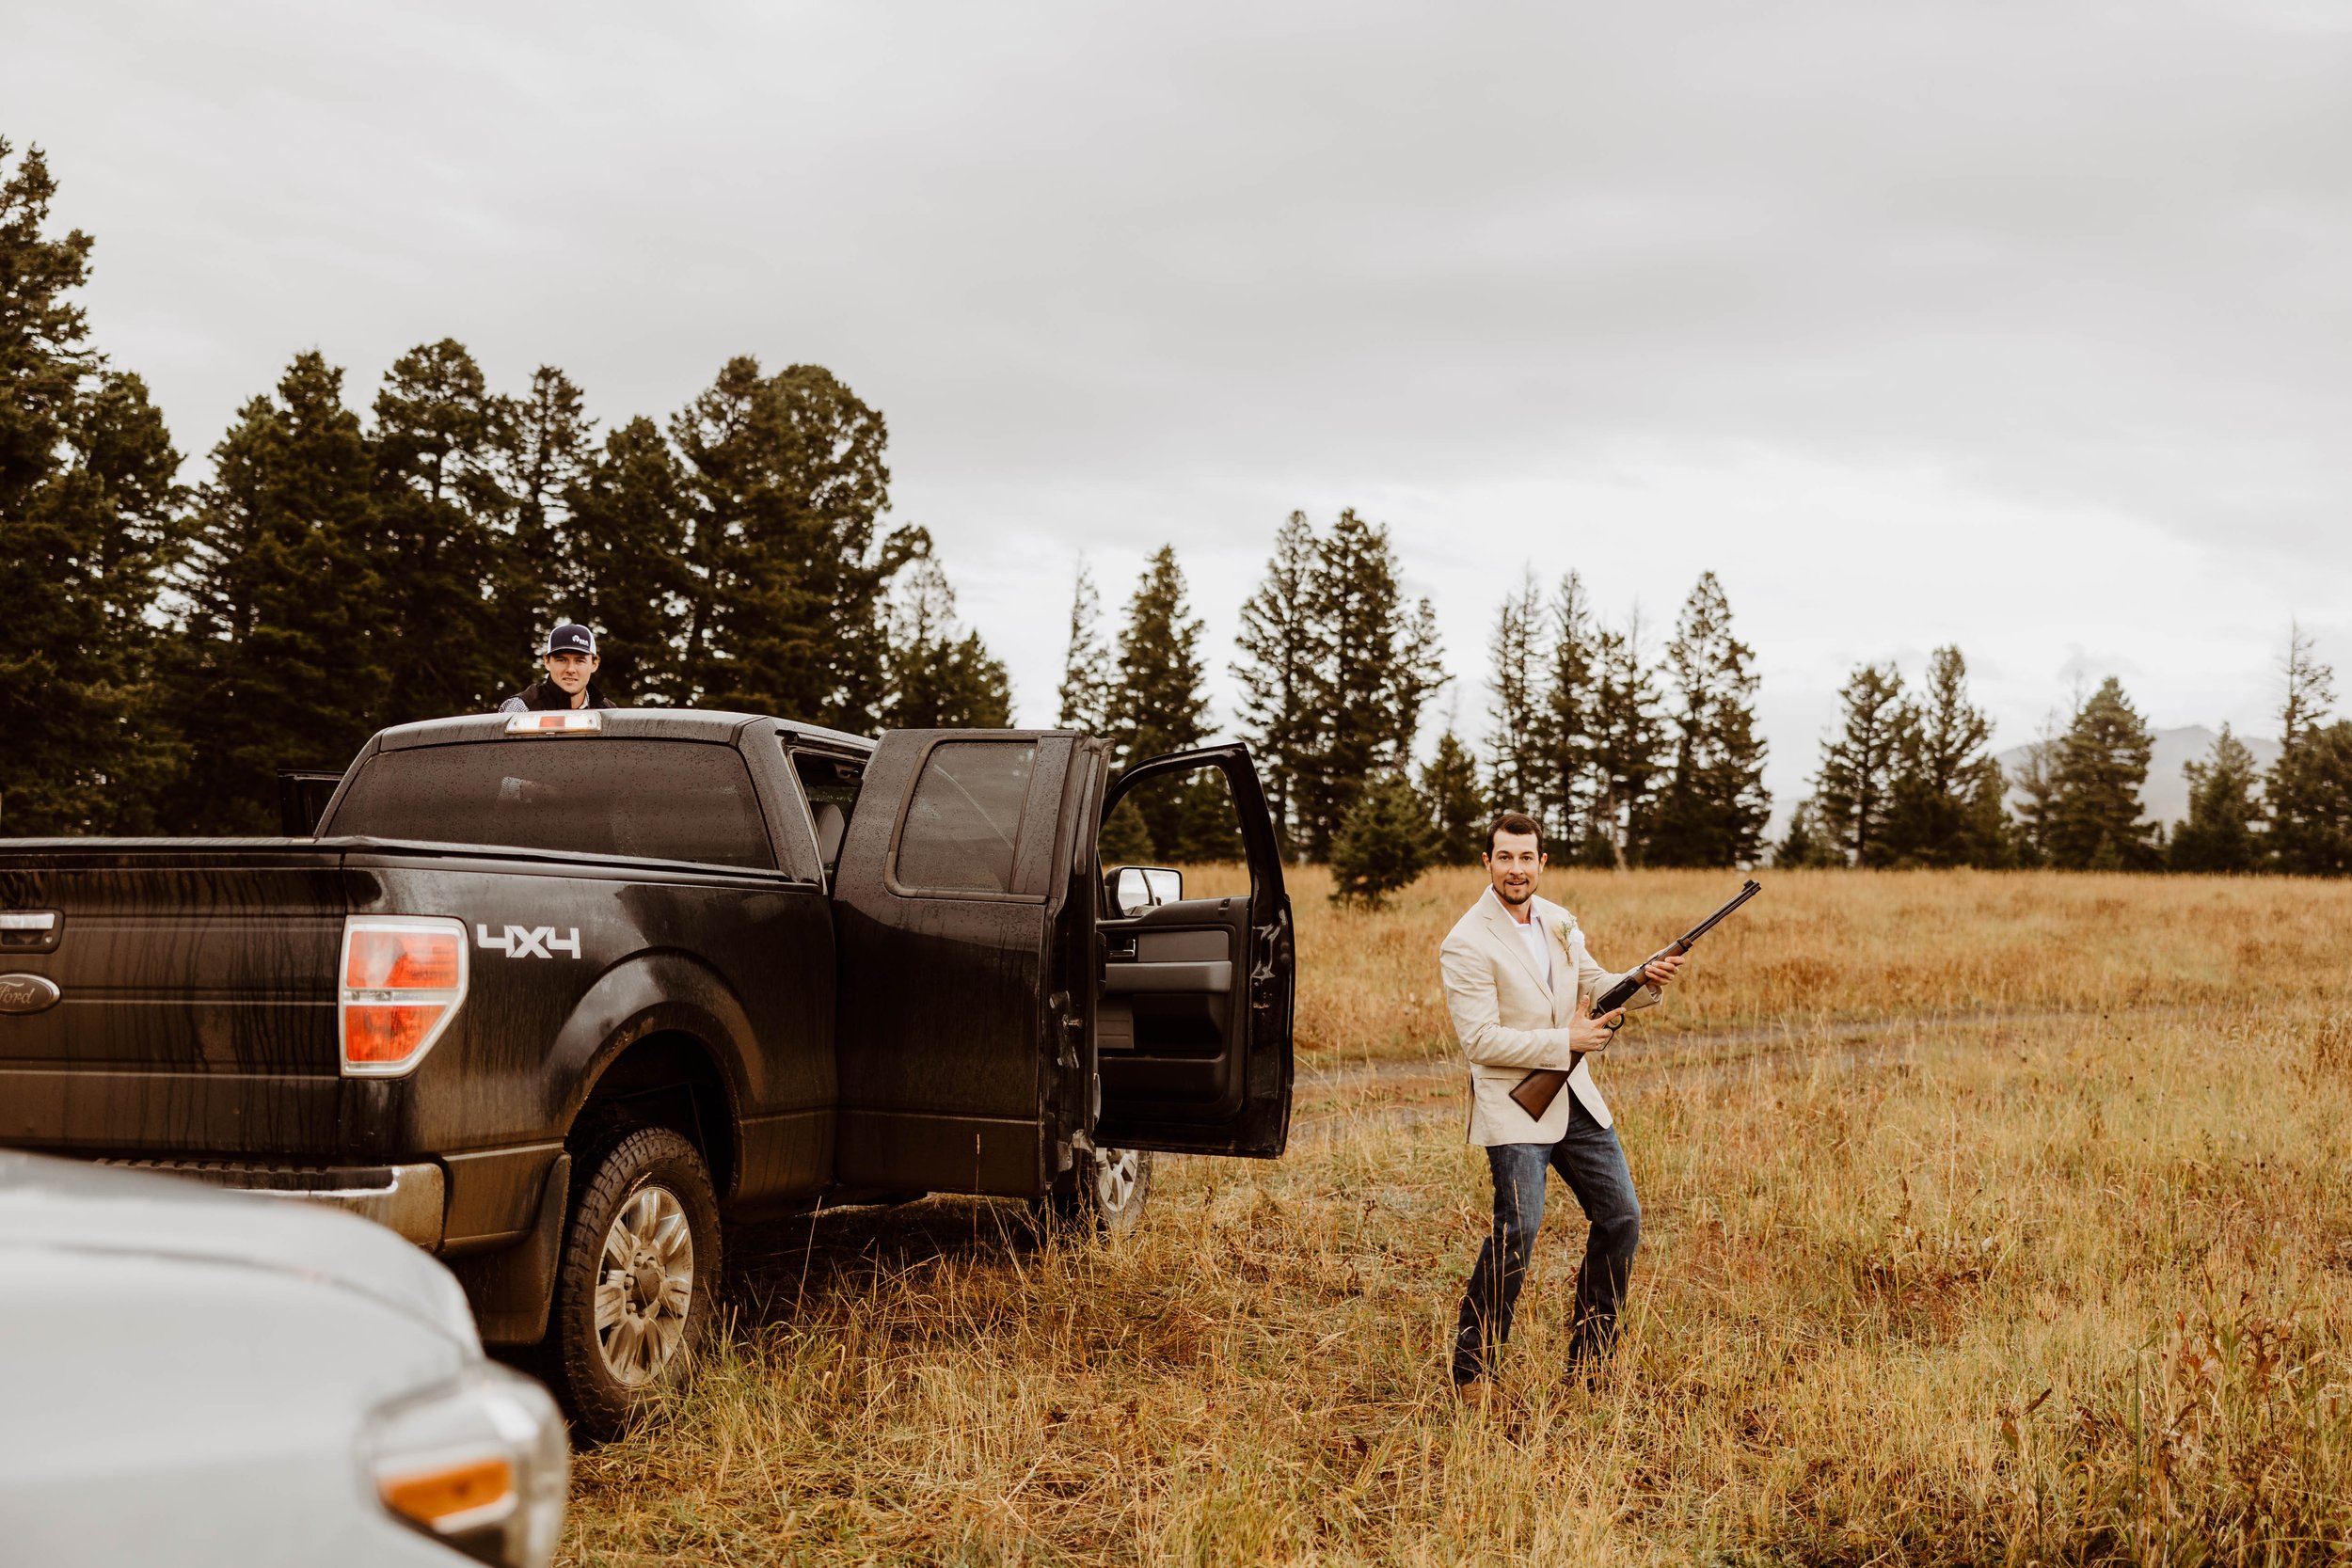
[[1104, 864, 1183, 917]]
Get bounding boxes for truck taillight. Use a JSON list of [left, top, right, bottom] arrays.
[[346, 927, 462, 990], [340, 917, 469, 1077]]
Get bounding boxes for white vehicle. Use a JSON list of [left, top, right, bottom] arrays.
[[0, 1152, 568, 1567]]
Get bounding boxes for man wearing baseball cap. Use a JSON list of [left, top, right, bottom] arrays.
[[498, 622, 615, 713]]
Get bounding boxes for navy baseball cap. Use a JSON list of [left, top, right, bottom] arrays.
[[541, 623, 596, 657]]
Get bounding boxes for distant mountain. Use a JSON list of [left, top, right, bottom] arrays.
[[1994, 725, 2280, 829]]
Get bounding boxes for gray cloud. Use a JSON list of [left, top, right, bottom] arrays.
[[10, 0, 2352, 814]]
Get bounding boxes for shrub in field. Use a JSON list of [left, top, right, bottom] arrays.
[[1327, 773, 1432, 908]]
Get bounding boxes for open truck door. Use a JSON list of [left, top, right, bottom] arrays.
[[832, 732, 1294, 1203], [1092, 744, 1295, 1158]]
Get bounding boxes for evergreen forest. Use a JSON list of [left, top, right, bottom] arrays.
[[6, 137, 2350, 877], [0, 140, 1009, 835]]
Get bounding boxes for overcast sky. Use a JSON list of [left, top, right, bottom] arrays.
[[11, 0, 2352, 816]]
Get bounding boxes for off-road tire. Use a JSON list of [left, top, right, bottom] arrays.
[[545, 1125, 722, 1438], [1050, 1146, 1152, 1238]]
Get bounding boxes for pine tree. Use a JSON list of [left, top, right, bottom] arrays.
[[1963, 766, 2018, 866], [1055, 559, 1114, 732], [882, 550, 1012, 729], [2169, 725, 2263, 874], [1537, 571, 1600, 850], [0, 141, 89, 511], [564, 415, 692, 705], [1585, 611, 1665, 868], [2042, 676, 2157, 870], [2267, 624, 2344, 875], [671, 358, 916, 730], [2265, 722, 2352, 876], [1107, 546, 1211, 860], [1097, 799, 1154, 868], [1485, 567, 1546, 822], [0, 142, 191, 832], [2277, 622, 2334, 752], [1172, 770, 1247, 863], [1773, 800, 1847, 868], [1231, 512, 1326, 858], [1110, 546, 1209, 757], [1881, 645, 2009, 866], [1810, 662, 1906, 866], [368, 339, 525, 723], [2008, 719, 2060, 867], [0, 369, 189, 832], [0, 140, 87, 505], [1642, 573, 1771, 866], [1327, 773, 1434, 908], [507, 365, 596, 627], [1296, 509, 1443, 857], [1419, 728, 1487, 866], [174, 354, 386, 831]]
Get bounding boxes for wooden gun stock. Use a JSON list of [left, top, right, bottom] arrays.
[[1506, 1063, 1579, 1120], [1507, 879, 1761, 1120]]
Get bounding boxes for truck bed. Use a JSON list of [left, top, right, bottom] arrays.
[[0, 841, 354, 1159]]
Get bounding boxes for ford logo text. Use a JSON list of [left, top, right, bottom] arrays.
[[0, 974, 60, 1015]]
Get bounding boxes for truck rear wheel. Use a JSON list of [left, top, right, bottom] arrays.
[[546, 1125, 721, 1437], [1052, 1146, 1152, 1238]]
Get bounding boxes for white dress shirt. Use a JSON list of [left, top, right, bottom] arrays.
[[1514, 915, 1550, 989]]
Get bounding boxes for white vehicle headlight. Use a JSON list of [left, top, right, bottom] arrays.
[[360, 1363, 568, 1568]]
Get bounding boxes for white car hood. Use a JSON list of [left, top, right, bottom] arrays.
[[0, 1151, 479, 1348]]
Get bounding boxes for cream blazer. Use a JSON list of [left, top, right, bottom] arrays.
[[1440, 887, 1659, 1146]]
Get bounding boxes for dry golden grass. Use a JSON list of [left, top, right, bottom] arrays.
[[563, 869, 2352, 1566], [1297, 865, 2352, 1062]]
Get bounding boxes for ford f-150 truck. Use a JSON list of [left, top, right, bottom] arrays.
[[0, 709, 1295, 1432]]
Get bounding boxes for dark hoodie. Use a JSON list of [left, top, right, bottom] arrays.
[[498, 679, 615, 713]]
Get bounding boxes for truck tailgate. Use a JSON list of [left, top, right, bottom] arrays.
[[0, 845, 353, 1158]]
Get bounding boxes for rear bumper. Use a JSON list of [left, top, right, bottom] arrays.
[[97, 1159, 446, 1248]]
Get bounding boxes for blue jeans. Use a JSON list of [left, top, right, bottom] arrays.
[[1451, 1096, 1642, 1385]]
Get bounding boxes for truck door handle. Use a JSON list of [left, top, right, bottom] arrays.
[[1249, 926, 1281, 1008]]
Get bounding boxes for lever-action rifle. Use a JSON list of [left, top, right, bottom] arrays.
[[1507, 879, 1762, 1119]]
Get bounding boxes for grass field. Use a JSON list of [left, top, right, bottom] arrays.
[[563, 868, 2352, 1565]]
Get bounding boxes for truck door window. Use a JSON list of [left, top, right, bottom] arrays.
[[791, 752, 865, 879], [326, 739, 777, 870], [1100, 764, 1252, 900], [892, 741, 1036, 895]]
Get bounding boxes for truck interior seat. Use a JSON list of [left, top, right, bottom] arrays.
[[812, 802, 847, 873]]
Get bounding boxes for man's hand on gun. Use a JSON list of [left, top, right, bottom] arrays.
[[1570, 1007, 1626, 1055], [1586, 953, 1684, 1051]]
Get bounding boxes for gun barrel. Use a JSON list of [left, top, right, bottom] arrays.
[[1676, 879, 1761, 948]]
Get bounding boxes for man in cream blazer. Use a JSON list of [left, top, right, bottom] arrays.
[[1442, 812, 1683, 1392]]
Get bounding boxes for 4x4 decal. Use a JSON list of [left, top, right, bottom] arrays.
[[476, 923, 582, 959]]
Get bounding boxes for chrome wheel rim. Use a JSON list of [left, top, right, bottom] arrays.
[[1092, 1148, 1140, 1215], [594, 1184, 694, 1386]]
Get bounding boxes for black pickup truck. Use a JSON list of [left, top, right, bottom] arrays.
[[0, 709, 1295, 1431]]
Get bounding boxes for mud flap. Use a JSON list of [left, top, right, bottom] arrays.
[[448, 1152, 572, 1345]]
